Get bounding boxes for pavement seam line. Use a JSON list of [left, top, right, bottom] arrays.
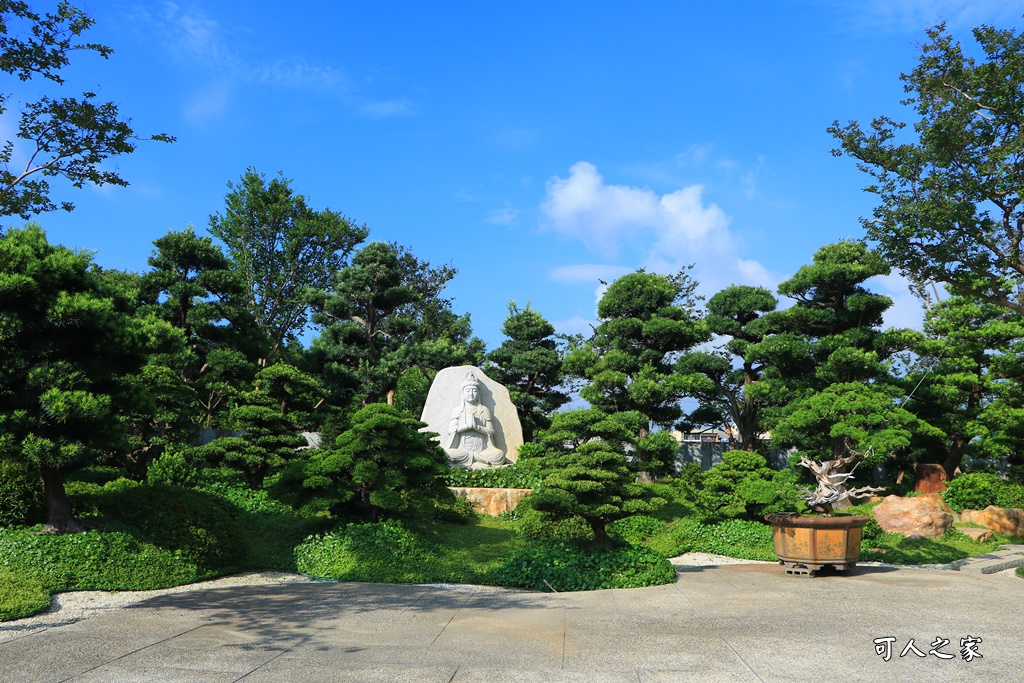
[[232, 629, 321, 682], [429, 587, 479, 646], [720, 636, 765, 683], [561, 607, 567, 670], [56, 622, 213, 683], [446, 666, 459, 682], [400, 586, 430, 614]]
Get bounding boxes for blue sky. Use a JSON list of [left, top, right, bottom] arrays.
[[5, 1, 1022, 349]]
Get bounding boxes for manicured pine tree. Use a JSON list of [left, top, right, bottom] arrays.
[[565, 268, 709, 479], [302, 403, 449, 522], [0, 226, 177, 531], [676, 285, 778, 451], [527, 408, 665, 549], [485, 301, 570, 443]]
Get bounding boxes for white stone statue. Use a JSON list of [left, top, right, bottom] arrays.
[[419, 365, 523, 469], [445, 371, 509, 469]]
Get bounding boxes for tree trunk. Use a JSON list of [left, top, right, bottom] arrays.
[[588, 519, 614, 550], [41, 466, 87, 534], [943, 438, 966, 481]]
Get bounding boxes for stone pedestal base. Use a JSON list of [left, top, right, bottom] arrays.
[[448, 487, 532, 516]]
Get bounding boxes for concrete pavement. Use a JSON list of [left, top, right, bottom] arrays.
[[1, 563, 1021, 682]]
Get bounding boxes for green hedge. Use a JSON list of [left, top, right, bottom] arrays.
[[0, 569, 50, 621], [493, 541, 676, 591]]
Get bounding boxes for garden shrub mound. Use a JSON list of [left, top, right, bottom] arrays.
[[70, 480, 246, 570], [0, 569, 50, 621], [0, 458, 45, 527], [645, 517, 776, 561], [0, 527, 207, 592], [493, 541, 676, 592]]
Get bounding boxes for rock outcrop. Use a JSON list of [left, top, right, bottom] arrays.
[[960, 507, 1024, 537], [872, 493, 954, 539]]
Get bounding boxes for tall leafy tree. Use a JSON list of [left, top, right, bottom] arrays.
[[0, 225, 177, 531], [0, 1, 173, 218], [676, 285, 777, 450], [565, 268, 709, 479], [830, 22, 1024, 314], [485, 301, 569, 443], [208, 169, 368, 359]]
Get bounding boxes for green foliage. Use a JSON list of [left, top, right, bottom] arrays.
[[565, 268, 710, 477], [514, 504, 593, 542], [194, 391, 306, 490], [442, 459, 543, 489], [0, 456, 44, 526], [0, 1, 174, 218], [0, 569, 49, 621], [695, 451, 800, 522], [645, 518, 776, 560], [1016, 565, 1024, 579], [0, 527, 207, 594], [295, 520, 441, 583], [677, 284, 777, 450], [303, 403, 448, 522], [942, 473, 1024, 512], [0, 225, 178, 530], [146, 449, 198, 487], [493, 541, 676, 591], [859, 526, 1004, 565], [830, 22, 1024, 315], [485, 301, 570, 443], [608, 515, 664, 545]]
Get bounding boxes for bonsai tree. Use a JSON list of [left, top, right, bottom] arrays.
[[302, 403, 449, 522], [526, 408, 665, 549]]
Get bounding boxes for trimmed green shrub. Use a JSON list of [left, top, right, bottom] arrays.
[[1017, 565, 1024, 579], [946, 475, 1011, 511], [0, 457, 44, 527], [515, 506, 593, 542], [295, 521, 444, 583], [0, 569, 50, 620], [303, 403, 450, 522], [696, 451, 800, 522], [0, 527, 206, 593], [71, 480, 245, 570], [493, 541, 676, 591], [147, 450, 199, 487]]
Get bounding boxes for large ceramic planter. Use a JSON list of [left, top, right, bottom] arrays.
[[764, 513, 869, 576]]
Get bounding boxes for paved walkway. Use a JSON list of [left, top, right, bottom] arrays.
[[1, 562, 1021, 682]]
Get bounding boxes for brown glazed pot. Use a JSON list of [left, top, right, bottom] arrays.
[[764, 513, 870, 576]]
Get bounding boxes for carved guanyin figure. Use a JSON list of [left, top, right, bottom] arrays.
[[445, 371, 509, 469]]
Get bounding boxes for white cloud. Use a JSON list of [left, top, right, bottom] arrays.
[[541, 161, 778, 300], [485, 207, 519, 224], [357, 99, 418, 118], [547, 263, 632, 284], [540, 161, 731, 258], [183, 82, 230, 123], [869, 272, 927, 331]]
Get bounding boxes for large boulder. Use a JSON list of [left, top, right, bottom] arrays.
[[871, 494, 954, 539], [913, 463, 948, 493], [960, 507, 1024, 536]]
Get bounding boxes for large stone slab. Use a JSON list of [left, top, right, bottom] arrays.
[[420, 365, 524, 466]]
